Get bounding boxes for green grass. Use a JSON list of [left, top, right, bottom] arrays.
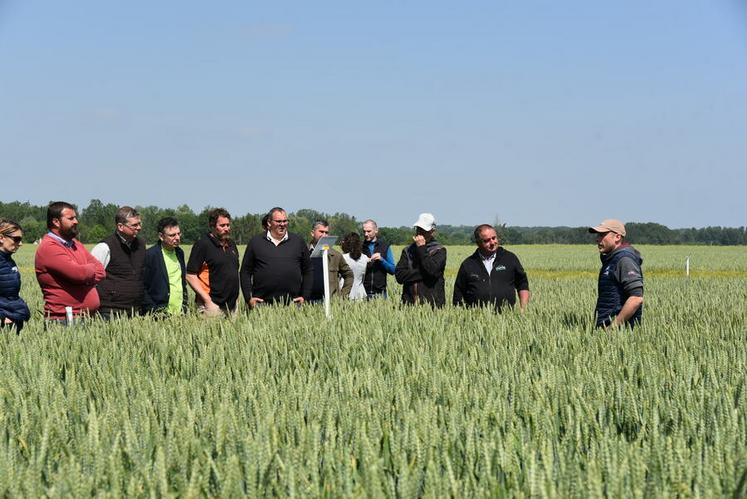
[[2, 244, 746, 496]]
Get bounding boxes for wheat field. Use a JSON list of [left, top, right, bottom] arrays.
[[1, 244, 745, 497]]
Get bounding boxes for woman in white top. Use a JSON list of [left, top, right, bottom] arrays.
[[341, 232, 370, 300]]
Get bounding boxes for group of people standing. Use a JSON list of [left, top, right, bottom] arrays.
[[0, 202, 643, 332]]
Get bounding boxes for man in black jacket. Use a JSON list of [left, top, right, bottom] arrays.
[[453, 224, 530, 312], [240, 207, 313, 308], [143, 217, 188, 316], [395, 213, 447, 308]]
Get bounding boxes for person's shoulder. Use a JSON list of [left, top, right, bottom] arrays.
[[145, 243, 161, 255], [616, 247, 642, 265], [37, 234, 62, 251], [464, 248, 481, 261], [286, 233, 306, 245], [192, 234, 211, 246], [245, 233, 265, 246], [500, 247, 521, 260]]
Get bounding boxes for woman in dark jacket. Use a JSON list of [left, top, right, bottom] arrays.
[[0, 219, 31, 332]]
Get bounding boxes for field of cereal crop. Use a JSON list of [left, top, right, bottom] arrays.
[[2, 244, 746, 496]]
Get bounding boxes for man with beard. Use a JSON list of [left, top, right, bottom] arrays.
[[186, 208, 240, 316], [35, 201, 106, 322], [395, 213, 447, 308], [453, 224, 530, 312], [240, 207, 312, 308], [588, 219, 644, 329]]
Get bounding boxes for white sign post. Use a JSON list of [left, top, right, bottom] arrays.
[[686, 256, 690, 277], [310, 235, 338, 320], [322, 244, 331, 319]]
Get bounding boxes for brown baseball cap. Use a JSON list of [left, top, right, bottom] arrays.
[[588, 219, 626, 237]]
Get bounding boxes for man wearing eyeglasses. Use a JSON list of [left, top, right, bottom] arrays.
[[91, 206, 146, 319], [240, 207, 312, 308], [453, 224, 530, 312], [142, 217, 188, 316]]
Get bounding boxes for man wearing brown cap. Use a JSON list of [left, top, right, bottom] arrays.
[[588, 219, 644, 328]]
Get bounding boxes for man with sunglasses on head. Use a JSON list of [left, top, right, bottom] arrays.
[[588, 219, 644, 329], [91, 206, 146, 319], [240, 207, 312, 309], [453, 224, 530, 313]]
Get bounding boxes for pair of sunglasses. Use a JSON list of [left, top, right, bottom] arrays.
[[3, 235, 22, 244]]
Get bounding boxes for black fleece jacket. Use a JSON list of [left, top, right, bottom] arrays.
[[453, 247, 529, 311], [395, 240, 447, 307]]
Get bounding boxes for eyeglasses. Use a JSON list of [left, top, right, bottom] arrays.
[[272, 219, 289, 224], [4, 235, 23, 244], [480, 236, 497, 243]]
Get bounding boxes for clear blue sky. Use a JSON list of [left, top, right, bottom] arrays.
[[2, 1, 746, 228]]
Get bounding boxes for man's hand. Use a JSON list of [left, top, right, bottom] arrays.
[[3, 318, 13, 325], [292, 297, 305, 305], [413, 235, 426, 247], [203, 301, 223, 317], [370, 252, 381, 262], [248, 297, 265, 309]]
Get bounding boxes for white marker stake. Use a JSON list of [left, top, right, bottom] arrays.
[[686, 256, 690, 277], [322, 245, 331, 319]]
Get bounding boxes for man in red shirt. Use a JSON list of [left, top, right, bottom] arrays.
[[35, 201, 106, 322]]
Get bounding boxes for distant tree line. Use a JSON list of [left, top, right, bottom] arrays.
[[1, 200, 745, 245]]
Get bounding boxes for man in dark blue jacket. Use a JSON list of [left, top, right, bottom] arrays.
[[589, 219, 644, 328], [143, 217, 188, 315], [453, 224, 530, 312]]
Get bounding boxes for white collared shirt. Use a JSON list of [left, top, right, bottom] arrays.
[[266, 230, 289, 247], [480, 251, 496, 275]]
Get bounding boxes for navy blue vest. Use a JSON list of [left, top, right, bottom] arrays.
[[595, 247, 643, 327], [362, 239, 391, 294]]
